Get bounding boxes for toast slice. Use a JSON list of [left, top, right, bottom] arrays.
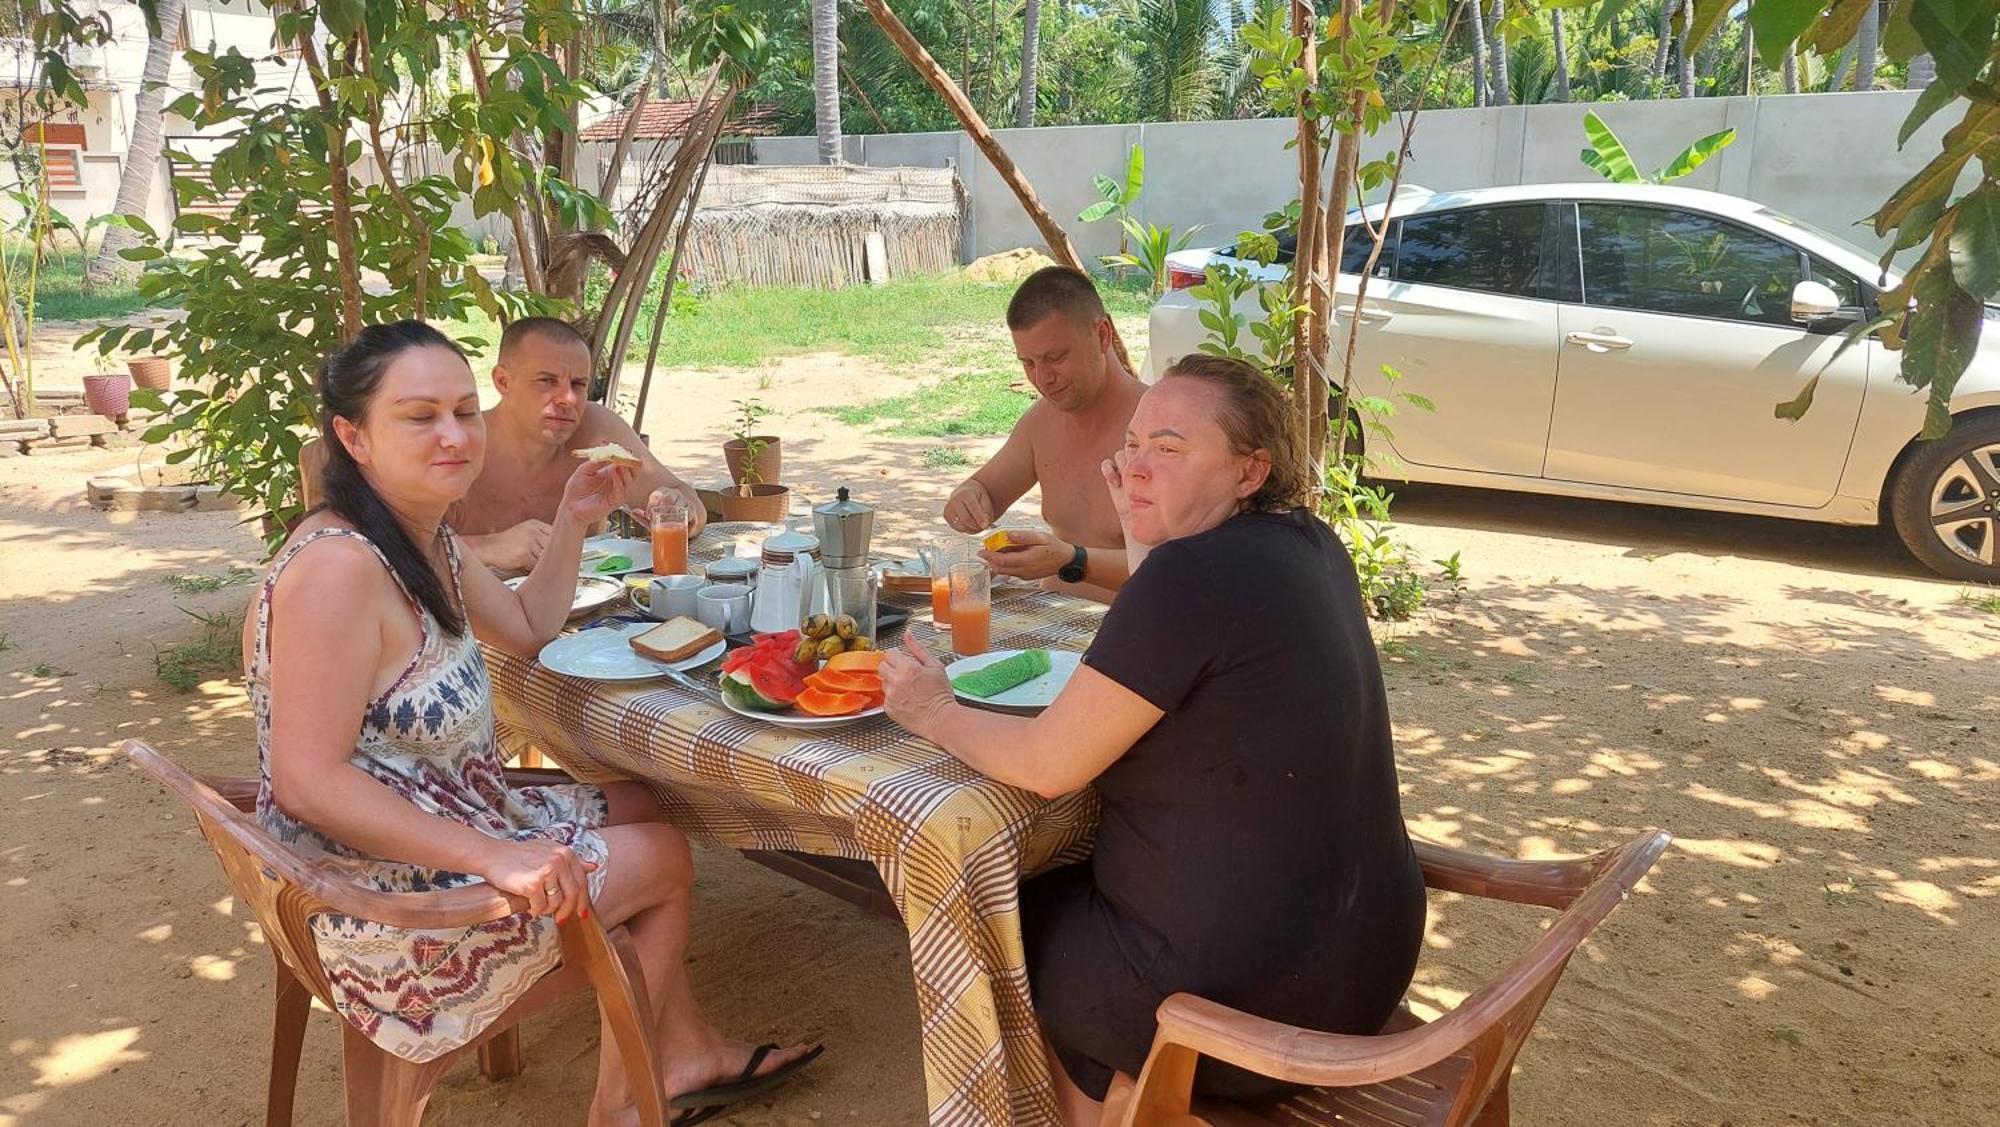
[[574, 442, 643, 470], [629, 616, 722, 663]]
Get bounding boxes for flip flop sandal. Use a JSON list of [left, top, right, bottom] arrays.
[[669, 1043, 826, 1112], [669, 1108, 723, 1127]]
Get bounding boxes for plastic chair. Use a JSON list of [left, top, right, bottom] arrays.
[[1110, 830, 1672, 1127], [125, 740, 668, 1127]]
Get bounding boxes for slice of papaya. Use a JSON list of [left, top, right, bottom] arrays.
[[807, 670, 883, 695], [794, 686, 870, 717], [825, 650, 887, 674]]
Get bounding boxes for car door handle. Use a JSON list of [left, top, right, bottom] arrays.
[[1565, 331, 1634, 351]]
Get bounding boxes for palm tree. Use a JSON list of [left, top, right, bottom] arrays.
[[1853, 0, 1879, 91], [1651, 0, 1674, 83], [1550, 8, 1571, 102], [1468, 0, 1489, 107], [1486, 0, 1510, 105], [1676, 0, 1695, 98], [811, 0, 842, 163], [1907, 52, 1936, 88], [87, 0, 185, 289], [1130, 0, 1217, 122], [1782, 45, 1799, 93], [1018, 0, 1041, 127]]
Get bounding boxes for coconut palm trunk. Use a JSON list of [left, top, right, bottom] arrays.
[[1551, 9, 1571, 102], [1486, 0, 1510, 105], [1469, 0, 1489, 107], [87, 0, 184, 289], [1907, 52, 1935, 88], [1853, 0, 1879, 91], [811, 0, 842, 163], [1782, 45, 1798, 93], [1677, 0, 1695, 98], [1652, 0, 1674, 83], [1018, 0, 1041, 127]]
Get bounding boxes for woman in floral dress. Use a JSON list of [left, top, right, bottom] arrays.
[[251, 321, 818, 1125]]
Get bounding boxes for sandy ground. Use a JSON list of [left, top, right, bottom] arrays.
[[3, 315, 1997, 1127]]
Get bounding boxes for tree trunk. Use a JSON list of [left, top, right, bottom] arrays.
[[1677, 0, 1695, 98], [599, 72, 654, 201], [1468, 0, 1488, 107], [86, 0, 184, 290], [1853, 0, 1879, 91], [1018, 0, 1041, 128], [1743, 17, 1754, 96], [1907, 52, 1935, 89], [1782, 45, 1798, 93], [812, 0, 843, 162], [1652, 0, 1674, 81], [1828, 46, 1851, 93], [1550, 8, 1570, 103], [1486, 0, 1509, 105], [861, 0, 1130, 373], [1292, 0, 1324, 465]]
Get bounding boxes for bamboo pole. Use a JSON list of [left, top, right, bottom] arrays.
[[1291, 0, 1325, 470], [861, 0, 1133, 374]]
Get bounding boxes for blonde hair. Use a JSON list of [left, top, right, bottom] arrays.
[[1160, 354, 1311, 512]]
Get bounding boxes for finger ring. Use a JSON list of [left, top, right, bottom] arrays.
[[544, 883, 560, 896]]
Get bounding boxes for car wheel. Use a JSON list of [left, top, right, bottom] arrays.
[[1889, 414, 2000, 582]]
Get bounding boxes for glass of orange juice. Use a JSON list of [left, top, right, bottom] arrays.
[[648, 489, 690, 576], [948, 561, 991, 657], [924, 536, 974, 629]]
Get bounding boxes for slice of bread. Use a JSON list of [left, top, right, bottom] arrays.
[[629, 616, 722, 663], [574, 442, 642, 469]]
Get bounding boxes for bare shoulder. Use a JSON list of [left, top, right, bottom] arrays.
[[1012, 398, 1061, 446], [570, 402, 645, 452], [269, 525, 397, 622]]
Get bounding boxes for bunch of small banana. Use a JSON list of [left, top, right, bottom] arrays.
[[795, 613, 875, 663]]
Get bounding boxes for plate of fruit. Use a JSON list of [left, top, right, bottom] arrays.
[[717, 631, 890, 729]]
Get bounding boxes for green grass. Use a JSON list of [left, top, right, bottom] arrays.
[[829, 362, 1036, 438], [1957, 588, 2000, 615], [154, 608, 242, 693], [27, 661, 73, 678], [14, 245, 162, 322], [921, 447, 970, 469], [163, 567, 256, 596]]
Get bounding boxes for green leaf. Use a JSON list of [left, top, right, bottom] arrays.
[[1811, 0, 1877, 55], [1749, 0, 1827, 69], [1875, 102, 2000, 235], [1659, 129, 1738, 182], [1123, 145, 1145, 205], [1078, 200, 1117, 223], [1684, 0, 1735, 51], [1882, 0, 1925, 61], [118, 246, 164, 262], [1581, 111, 1641, 184], [1897, 268, 1983, 438], [1773, 374, 1820, 421], [1948, 187, 2000, 300]]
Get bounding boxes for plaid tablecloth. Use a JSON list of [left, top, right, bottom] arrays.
[[486, 530, 1108, 1126]]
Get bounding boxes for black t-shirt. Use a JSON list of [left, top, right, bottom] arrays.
[[1081, 508, 1423, 982]]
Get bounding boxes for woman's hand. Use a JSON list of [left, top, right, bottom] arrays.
[[479, 837, 598, 922], [560, 460, 633, 529], [880, 633, 958, 742]]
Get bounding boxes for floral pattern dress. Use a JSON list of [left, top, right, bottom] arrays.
[[251, 525, 610, 1063]]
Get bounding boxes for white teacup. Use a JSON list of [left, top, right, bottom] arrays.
[[648, 574, 707, 620], [696, 584, 753, 635]]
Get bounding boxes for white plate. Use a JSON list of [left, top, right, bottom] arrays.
[[720, 694, 888, 730], [537, 622, 726, 682], [505, 575, 625, 617], [946, 649, 1081, 713], [579, 537, 652, 577]]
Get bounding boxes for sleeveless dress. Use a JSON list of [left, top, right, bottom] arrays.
[[250, 525, 610, 1063]]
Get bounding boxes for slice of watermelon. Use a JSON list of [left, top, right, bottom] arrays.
[[744, 657, 805, 706]]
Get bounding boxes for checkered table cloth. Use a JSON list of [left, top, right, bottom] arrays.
[[486, 529, 1107, 1125]]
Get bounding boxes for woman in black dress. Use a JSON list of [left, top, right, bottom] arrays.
[[881, 354, 1426, 1124]]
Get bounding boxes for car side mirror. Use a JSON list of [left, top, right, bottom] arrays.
[[1790, 279, 1842, 324]]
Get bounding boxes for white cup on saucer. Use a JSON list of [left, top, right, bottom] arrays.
[[649, 574, 707, 620]]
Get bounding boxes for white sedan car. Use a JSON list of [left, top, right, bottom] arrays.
[[1145, 182, 2000, 582]]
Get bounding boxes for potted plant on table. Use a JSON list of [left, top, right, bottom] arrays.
[[718, 397, 789, 522]]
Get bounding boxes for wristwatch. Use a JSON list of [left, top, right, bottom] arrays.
[[1057, 544, 1088, 584]]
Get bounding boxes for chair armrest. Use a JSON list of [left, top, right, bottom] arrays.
[[1147, 993, 1480, 1091], [1413, 837, 1608, 909], [199, 774, 260, 814]]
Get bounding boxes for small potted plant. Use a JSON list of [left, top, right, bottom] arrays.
[[83, 352, 132, 419], [723, 397, 782, 487]]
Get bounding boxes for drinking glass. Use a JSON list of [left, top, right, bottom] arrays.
[[649, 489, 690, 576], [923, 536, 976, 629], [948, 561, 991, 657]]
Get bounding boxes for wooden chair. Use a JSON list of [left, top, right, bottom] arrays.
[[1110, 830, 1672, 1127], [126, 740, 669, 1127], [299, 437, 327, 512]]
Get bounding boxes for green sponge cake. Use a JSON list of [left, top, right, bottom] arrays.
[[952, 649, 1053, 698]]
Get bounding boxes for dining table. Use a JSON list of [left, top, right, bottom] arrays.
[[485, 525, 1109, 1126]]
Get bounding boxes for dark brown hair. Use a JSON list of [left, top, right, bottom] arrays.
[[498, 315, 590, 361], [318, 321, 470, 636], [1160, 353, 1312, 513], [1006, 266, 1108, 331]]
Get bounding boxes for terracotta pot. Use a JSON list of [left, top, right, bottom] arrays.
[[717, 483, 790, 523], [723, 436, 782, 487], [127, 356, 172, 391], [82, 373, 131, 418]]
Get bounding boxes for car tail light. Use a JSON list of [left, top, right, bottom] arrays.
[[1166, 265, 1204, 291]]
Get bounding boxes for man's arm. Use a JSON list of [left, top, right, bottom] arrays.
[[458, 519, 553, 574], [578, 403, 705, 534], [945, 411, 1040, 534]]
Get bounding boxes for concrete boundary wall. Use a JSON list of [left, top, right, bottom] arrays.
[[751, 91, 1950, 267]]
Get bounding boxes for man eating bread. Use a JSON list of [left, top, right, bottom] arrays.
[[453, 317, 704, 570]]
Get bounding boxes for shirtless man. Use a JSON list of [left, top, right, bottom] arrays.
[[452, 317, 703, 570], [943, 267, 1144, 594]]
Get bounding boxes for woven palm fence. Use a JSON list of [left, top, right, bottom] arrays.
[[683, 165, 962, 288]]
